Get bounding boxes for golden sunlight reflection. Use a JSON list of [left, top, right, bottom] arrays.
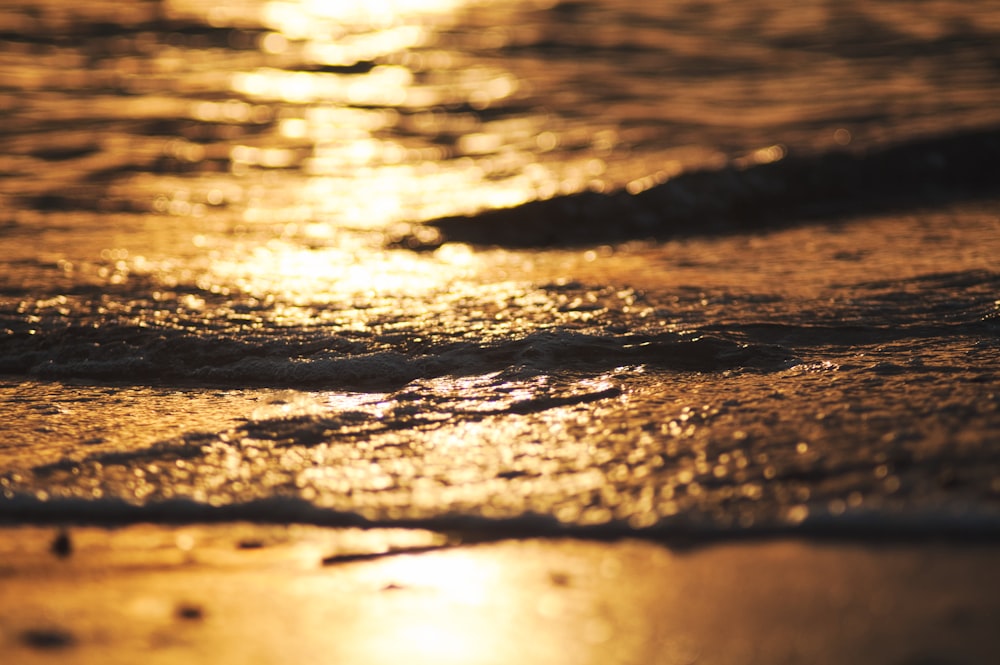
[[189, 241, 480, 303], [199, 0, 590, 240], [135, 0, 664, 259], [359, 551, 514, 665], [377, 551, 498, 606], [262, 0, 472, 36]]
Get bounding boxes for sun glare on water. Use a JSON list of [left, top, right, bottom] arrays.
[[129, 0, 582, 311], [219, 0, 553, 229]]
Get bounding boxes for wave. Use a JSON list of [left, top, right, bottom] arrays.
[[395, 127, 1000, 249], [5, 268, 997, 388], [1, 327, 796, 389]]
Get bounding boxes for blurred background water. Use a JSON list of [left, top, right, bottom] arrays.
[[1, 0, 999, 535]]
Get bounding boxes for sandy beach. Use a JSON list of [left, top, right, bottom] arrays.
[[2, 524, 999, 665], [3, 2, 1000, 663]]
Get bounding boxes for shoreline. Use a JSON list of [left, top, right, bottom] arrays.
[[2, 523, 999, 664]]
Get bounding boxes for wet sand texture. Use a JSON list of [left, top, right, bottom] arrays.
[[2, 525, 1000, 665]]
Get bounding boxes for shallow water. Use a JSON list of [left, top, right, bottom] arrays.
[[2, 0, 999, 536]]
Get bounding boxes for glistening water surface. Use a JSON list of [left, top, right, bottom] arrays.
[[2, 0, 999, 536]]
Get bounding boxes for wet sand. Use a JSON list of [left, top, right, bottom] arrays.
[[2, 524, 999, 665]]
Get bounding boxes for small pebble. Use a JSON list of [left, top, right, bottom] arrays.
[[176, 603, 204, 621], [51, 530, 72, 558], [21, 628, 76, 649], [549, 571, 571, 586]]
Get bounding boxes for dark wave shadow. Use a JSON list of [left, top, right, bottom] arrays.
[[394, 127, 1000, 249], [8, 329, 796, 391], [4, 494, 1000, 543]]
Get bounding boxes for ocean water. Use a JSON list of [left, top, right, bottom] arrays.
[[2, 0, 999, 537]]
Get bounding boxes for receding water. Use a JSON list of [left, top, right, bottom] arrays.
[[2, 0, 999, 536]]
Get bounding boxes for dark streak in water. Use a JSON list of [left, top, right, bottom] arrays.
[[320, 544, 453, 565]]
